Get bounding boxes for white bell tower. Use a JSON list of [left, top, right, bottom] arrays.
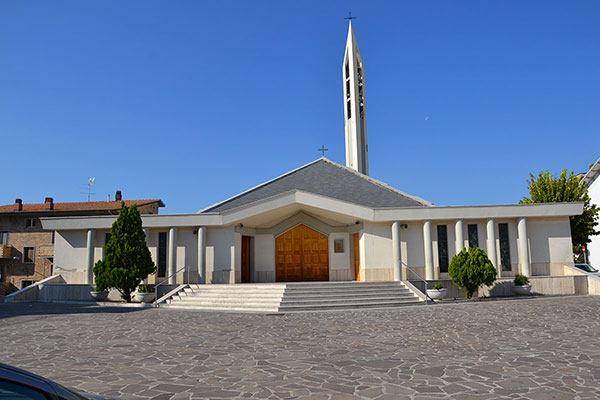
[[343, 18, 369, 175]]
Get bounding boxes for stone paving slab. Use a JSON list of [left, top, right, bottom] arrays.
[[1, 296, 600, 399]]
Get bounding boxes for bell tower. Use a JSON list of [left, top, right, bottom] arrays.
[[343, 19, 369, 175]]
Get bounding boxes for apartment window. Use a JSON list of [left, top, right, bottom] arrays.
[[0, 231, 8, 245], [23, 247, 35, 263], [437, 225, 449, 273], [25, 218, 36, 228], [158, 232, 167, 277], [468, 224, 479, 248], [21, 279, 35, 289], [499, 223, 512, 271]]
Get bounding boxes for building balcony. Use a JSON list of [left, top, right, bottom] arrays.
[[0, 245, 12, 259]]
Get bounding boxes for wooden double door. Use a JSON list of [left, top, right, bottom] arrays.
[[275, 224, 329, 282]]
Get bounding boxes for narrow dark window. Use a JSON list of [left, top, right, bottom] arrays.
[[437, 225, 449, 273], [0, 231, 8, 245], [50, 231, 55, 244], [499, 223, 511, 271], [103, 233, 111, 256], [346, 79, 351, 99], [468, 224, 479, 248], [345, 59, 350, 80], [158, 232, 167, 277], [347, 100, 352, 119]]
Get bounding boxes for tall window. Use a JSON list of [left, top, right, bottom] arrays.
[[23, 247, 35, 263], [468, 224, 479, 248], [0, 231, 8, 245], [158, 232, 167, 277], [499, 223, 511, 271], [437, 225, 449, 273]]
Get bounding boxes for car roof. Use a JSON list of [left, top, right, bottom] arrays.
[[0, 363, 57, 394]]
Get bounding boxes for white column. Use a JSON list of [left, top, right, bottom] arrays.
[[86, 228, 95, 284], [392, 222, 401, 281], [423, 221, 434, 280], [143, 228, 149, 244], [486, 219, 499, 276], [168, 227, 177, 284], [517, 218, 531, 277], [455, 219, 464, 255], [197, 226, 206, 284]]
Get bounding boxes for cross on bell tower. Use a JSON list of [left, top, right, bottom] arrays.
[[342, 13, 369, 175]]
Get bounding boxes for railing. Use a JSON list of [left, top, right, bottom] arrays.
[[401, 261, 434, 303], [152, 266, 192, 305]]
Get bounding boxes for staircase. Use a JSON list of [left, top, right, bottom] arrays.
[[160, 281, 424, 313]]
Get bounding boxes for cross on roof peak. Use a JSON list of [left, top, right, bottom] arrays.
[[318, 145, 329, 157], [344, 11, 356, 21]]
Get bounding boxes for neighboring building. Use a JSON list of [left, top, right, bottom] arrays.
[[0, 191, 164, 294], [41, 21, 583, 288], [582, 157, 600, 267]]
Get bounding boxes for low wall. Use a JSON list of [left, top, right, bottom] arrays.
[[5, 275, 66, 303]]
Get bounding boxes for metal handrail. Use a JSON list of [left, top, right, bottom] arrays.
[[152, 266, 191, 305], [400, 261, 434, 303]]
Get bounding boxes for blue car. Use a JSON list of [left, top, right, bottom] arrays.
[[0, 363, 118, 400]]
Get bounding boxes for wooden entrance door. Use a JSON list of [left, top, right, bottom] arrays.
[[275, 224, 329, 282], [241, 236, 251, 283], [354, 232, 360, 281]]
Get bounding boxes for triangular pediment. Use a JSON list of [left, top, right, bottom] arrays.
[[200, 158, 432, 214]]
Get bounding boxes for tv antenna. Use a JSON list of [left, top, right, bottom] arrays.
[[80, 177, 96, 201]]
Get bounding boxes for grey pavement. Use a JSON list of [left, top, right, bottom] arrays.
[[1, 296, 600, 399]]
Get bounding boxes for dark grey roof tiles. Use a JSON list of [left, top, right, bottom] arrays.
[[202, 159, 431, 213]]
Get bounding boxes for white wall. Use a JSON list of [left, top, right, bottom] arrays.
[[329, 232, 351, 270], [206, 227, 236, 272], [254, 234, 275, 272], [53, 231, 88, 283], [588, 176, 600, 268], [528, 217, 573, 264]]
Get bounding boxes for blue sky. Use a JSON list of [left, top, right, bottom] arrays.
[[1, 1, 599, 213]]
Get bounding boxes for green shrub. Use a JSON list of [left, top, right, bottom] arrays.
[[138, 284, 152, 293], [433, 283, 444, 290], [93, 202, 156, 302], [514, 274, 530, 286], [448, 247, 497, 299]]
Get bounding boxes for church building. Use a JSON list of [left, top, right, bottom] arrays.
[[41, 22, 582, 288]]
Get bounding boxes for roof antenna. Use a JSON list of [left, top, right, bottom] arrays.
[[80, 177, 96, 202]]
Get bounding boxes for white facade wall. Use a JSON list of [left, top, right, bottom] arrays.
[[361, 222, 393, 281], [588, 176, 600, 268], [254, 234, 275, 282], [328, 232, 352, 281], [528, 217, 574, 275]]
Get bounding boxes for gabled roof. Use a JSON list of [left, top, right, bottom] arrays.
[[0, 199, 164, 214], [582, 156, 600, 187], [200, 158, 432, 213]]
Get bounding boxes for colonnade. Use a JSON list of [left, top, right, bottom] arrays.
[[391, 218, 531, 282]]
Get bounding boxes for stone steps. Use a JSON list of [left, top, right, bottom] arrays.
[[159, 281, 424, 313]]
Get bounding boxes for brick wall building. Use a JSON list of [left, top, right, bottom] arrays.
[[0, 191, 164, 294]]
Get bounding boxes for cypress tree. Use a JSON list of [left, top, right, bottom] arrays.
[[93, 202, 156, 302]]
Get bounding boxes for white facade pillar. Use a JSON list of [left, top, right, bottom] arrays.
[[168, 227, 177, 284], [517, 218, 531, 277], [143, 228, 149, 244], [455, 219, 464, 255], [197, 226, 206, 284], [486, 219, 499, 276], [423, 221, 434, 280], [391, 222, 401, 281], [86, 228, 95, 284]]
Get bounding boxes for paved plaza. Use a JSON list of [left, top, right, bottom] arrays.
[[1, 296, 600, 399]]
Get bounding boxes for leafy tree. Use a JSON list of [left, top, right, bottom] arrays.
[[520, 170, 599, 258], [448, 248, 497, 299], [93, 202, 156, 302]]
